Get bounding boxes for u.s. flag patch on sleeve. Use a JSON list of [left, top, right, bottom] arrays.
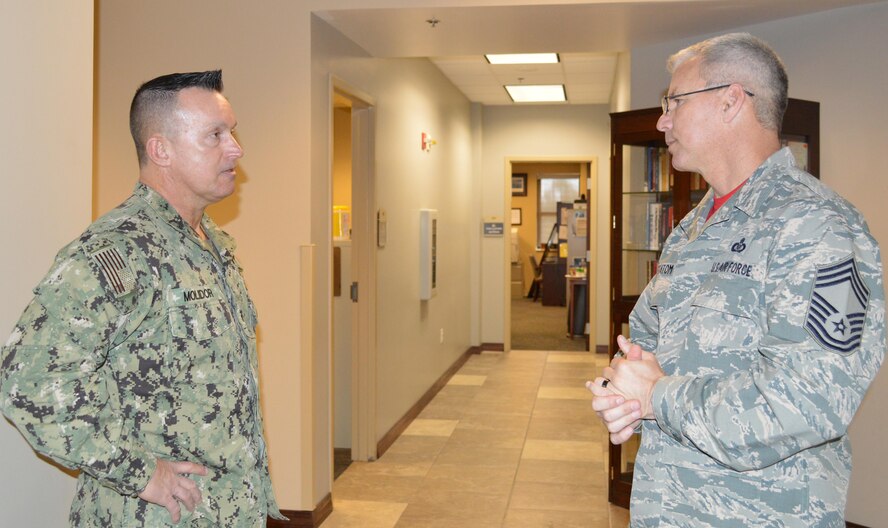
[[90, 246, 136, 296], [805, 257, 869, 354]]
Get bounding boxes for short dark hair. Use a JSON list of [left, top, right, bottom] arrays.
[[129, 70, 224, 166]]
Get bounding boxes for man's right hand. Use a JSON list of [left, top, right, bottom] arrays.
[[588, 377, 641, 444], [138, 459, 208, 523]]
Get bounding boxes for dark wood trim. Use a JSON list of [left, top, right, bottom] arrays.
[[480, 342, 504, 351], [376, 347, 481, 457], [266, 493, 333, 528], [595, 344, 608, 354], [846, 522, 871, 528]]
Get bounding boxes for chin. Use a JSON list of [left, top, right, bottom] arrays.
[[670, 155, 690, 173]]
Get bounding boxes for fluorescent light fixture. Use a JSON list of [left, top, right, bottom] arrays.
[[505, 84, 566, 103], [485, 53, 559, 65]]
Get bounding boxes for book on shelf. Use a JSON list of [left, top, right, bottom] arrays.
[[646, 200, 674, 251], [647, 259, 659, 281], [643, 147, 674, 192]]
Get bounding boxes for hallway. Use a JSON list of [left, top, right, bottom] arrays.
[[320, 350, 630, 527], [510, 298, 588, 352]]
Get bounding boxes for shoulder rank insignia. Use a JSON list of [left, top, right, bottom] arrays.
[[805, 257, 869, 354], [90, 246, 136, 296]]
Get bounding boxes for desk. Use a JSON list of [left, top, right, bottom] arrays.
[[541, 259, 567, 306], [566, 275, 588, 338]]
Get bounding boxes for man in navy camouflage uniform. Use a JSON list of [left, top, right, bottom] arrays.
[[0, 70, 284, 526], [590, 33, 885, 526]]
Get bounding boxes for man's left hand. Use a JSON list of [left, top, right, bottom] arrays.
[[602, 337, 665, 421]]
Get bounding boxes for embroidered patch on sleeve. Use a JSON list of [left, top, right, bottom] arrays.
[[805, 257, 869, 354], [90, 246, 136, 296]]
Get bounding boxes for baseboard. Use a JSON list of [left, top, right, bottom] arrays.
[[266, 493, 332, 528], [595, 344, 608, 354], [847, 522, 871, 528], [376, 346, 481, 457], [480, 342, 504, 351]]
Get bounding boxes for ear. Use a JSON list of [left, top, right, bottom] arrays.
[[720, 84, 747, 123], [145, 135, 172, 168]]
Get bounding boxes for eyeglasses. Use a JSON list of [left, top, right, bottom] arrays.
[[661, 84, 754, 115]]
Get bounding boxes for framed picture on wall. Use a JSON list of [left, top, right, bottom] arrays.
[[511, 208, 522, 225], [511, 173, 527, 196]]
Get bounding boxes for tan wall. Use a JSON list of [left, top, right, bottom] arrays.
[[312, 18, 476, 443], [611, 51, 632, 113], [481, 105, 612, 347], [97, 1, 478, 509], [0, 1, 94, 525], [97, 0, 317, 509]]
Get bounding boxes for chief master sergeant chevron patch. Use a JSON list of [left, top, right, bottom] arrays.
[[805, 256, 870, 354]]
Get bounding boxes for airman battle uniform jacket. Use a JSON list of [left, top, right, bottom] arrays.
[[629, 148, 885, 527], [1, 183, 284, 526]]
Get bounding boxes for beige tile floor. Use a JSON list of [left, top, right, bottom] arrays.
[[321, 350, 631, 528]]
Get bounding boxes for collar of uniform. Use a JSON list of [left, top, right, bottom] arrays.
[[729, 147, 795, 219], [676, 147, 793, 239], [134, 182, 210, 242], [202, 215, 237, 258], [678, 187, 713, 240]]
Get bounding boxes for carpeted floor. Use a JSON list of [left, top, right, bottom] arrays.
[[510, 297, 588, 351]]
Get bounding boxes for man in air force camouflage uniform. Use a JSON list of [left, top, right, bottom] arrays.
[[0, 71, 285, 526], [589, 34, 885, 526]]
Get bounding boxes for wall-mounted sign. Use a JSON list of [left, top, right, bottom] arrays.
[[483, 219, 504, 237]]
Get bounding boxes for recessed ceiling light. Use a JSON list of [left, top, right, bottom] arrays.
[[505, 84, 566, 103], [485, 53, 559, 65]]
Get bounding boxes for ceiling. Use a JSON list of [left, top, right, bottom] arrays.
[[318, 0, 881, 106]]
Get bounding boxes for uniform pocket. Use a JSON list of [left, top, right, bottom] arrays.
[[169, 297, 234, 342], [690, 277, 761, 345], [682, 276, 762, 374], [690, 274, 759, 320]]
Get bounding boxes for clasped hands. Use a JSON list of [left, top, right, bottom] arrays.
[[587, 335, 665, 445]]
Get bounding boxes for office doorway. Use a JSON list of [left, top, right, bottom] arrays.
[[331, 83, 377, 481], [507, 159, 597, 352]]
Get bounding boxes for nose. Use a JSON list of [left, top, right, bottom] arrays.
[[656, 112, 671, 133], [229, 135, 244, 159]]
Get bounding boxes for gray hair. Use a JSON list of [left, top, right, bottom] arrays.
[[667, 33, 787, 131]]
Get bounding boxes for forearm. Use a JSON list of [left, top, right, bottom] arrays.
[[650, 347, 871, 471], [2, 342, 155, 495]]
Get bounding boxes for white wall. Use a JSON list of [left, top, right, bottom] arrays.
[[480, 105, 612, 347], [629, 3, 888, 525], [312, 16, 476, 440], [0, 1, 94, 525]]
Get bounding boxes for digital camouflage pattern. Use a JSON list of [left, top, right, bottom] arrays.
[[629, 148, 885, 527], [0, 183, 284, 527]]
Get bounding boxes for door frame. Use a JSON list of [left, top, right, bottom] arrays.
[[503, 156, 599, 352], [331, 78, 377, 462]]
